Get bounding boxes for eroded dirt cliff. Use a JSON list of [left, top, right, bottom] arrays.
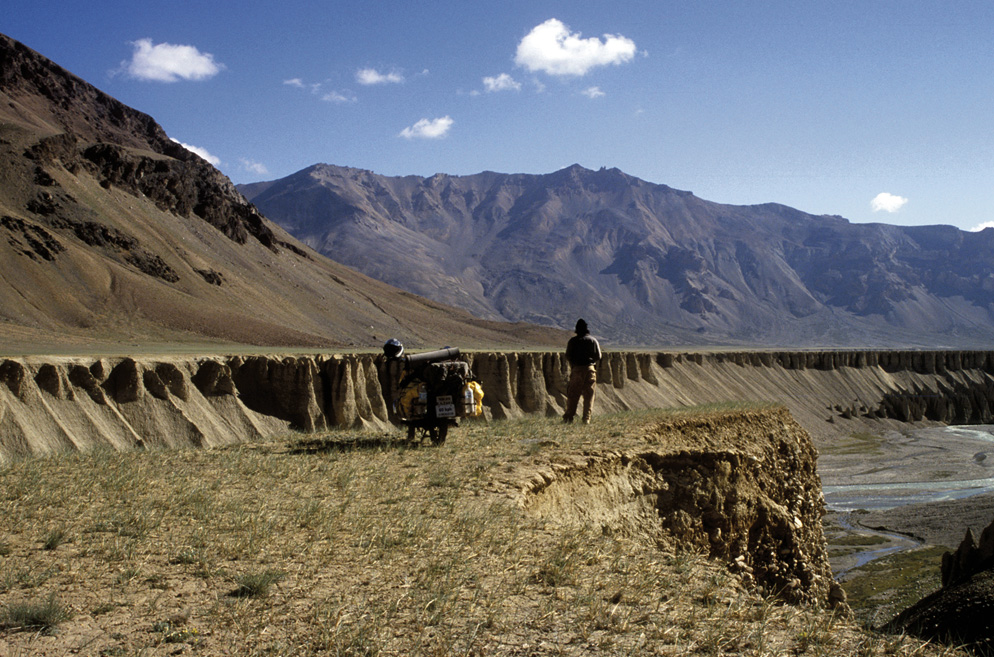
[[518, 408, 841, 606], [5, 349, 993, 616], [4, 349, 994, 462]]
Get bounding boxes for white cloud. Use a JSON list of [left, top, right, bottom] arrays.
[[582, 86, 605, 99], [515, 18, 637, 76], [284, 78, 326, 96], [239, 159, 269, 176], [969, 221, 994, 232], [122, 39, 224, 82], [322, 90, 356, 103], [871, 192, 909, 213], [171, 139, 220, 166], [399, 116, 453, 139], [284, 78, 355, 104], [483, 73, 521, 93], [356, 67, 404, 85]]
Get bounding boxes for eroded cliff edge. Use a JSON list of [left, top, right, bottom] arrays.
[[3, 350, 994, 462], [520, 407, 839, 606]]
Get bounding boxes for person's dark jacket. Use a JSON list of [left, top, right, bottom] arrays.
[[566, 333, 602, 367]]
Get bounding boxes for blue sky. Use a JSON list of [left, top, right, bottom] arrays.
[[4, 1, 994, 230]]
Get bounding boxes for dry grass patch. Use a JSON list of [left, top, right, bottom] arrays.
[[0, 408, 967, 656]]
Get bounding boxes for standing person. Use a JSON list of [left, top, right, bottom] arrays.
[[563, 318, 602, 424]]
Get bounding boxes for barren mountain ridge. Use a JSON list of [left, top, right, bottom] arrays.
[[242, 162, 994, 347], [0, 33, 561, 353]]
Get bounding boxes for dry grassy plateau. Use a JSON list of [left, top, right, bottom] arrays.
[[0, 408, 966, 656]]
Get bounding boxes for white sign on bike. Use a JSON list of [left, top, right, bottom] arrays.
[[435, 395, 456, 418]]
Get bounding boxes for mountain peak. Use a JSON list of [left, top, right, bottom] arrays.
[[0, 33, 183, 157], [243, 160, 994, 347]]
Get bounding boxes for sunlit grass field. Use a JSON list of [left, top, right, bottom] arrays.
[[0, 409, 965, 656]]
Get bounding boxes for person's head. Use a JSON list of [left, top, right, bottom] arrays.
[[575, 319, 589, 335]]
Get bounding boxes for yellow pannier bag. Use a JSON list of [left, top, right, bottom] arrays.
[[397, 381, 426, 419], [462, 380, 484, 417]]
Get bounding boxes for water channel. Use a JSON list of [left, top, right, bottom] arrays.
[[818, 424, 994, 576]]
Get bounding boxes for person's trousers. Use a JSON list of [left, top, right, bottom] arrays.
[[563, 365, 596, 423]]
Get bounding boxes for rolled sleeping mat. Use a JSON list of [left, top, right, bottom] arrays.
[[404, 347, 460, 365]]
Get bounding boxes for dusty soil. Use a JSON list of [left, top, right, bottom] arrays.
[[856, 493, 994, 550]]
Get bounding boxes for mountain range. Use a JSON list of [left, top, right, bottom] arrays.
[[0, 33, 562, 353], [240, 163, 994, 347], [4, 28, 993, 352]]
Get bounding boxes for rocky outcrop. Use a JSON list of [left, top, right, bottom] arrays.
[[2, 32, 275, 252], [3, 32, 300, 282], [884, 516, 994, 653], [942, 517, 994, 588], [77, 141, 283, 251], [519, 408, 844, 607], [22, 132, 284, 256]]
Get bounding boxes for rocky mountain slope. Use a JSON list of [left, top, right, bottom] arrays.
[[0, 33, 563, 353], [241, 163, 994, 347]]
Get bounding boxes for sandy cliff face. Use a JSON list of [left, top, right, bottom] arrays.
[[520, 408, 839, 606], [4, 349, 994, 463]]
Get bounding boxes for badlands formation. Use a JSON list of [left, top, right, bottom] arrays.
[[3, 348, 991, 462]]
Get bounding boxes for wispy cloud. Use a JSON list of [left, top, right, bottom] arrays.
[[515, 18, 637, 77], [121, 39, 224, 82], [356, 68, 404, 85], [239, 158, 269, 176], [171, 139, 220, 165], [582, 86, 605, 99], [870, 192, 908, 213], [399, 116, 453, 139], [284, 77, 354, 103], [969, 221, 994, 232], [483, 73, 521, 93], [322, 90, 356, 103]]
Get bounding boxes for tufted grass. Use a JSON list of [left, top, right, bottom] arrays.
[[0, 593, 71, 632], [0, 408, 966, 656]]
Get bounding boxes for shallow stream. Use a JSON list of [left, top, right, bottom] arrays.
[[818, 425, 994, 575], [830, 512, 920, 578], [820, 425, 994, 512]]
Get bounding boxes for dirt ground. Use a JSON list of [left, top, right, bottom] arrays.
[[856, 492, 994, 550]]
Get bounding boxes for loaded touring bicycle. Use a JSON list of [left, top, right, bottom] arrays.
[[382, 342, 484, 445]]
